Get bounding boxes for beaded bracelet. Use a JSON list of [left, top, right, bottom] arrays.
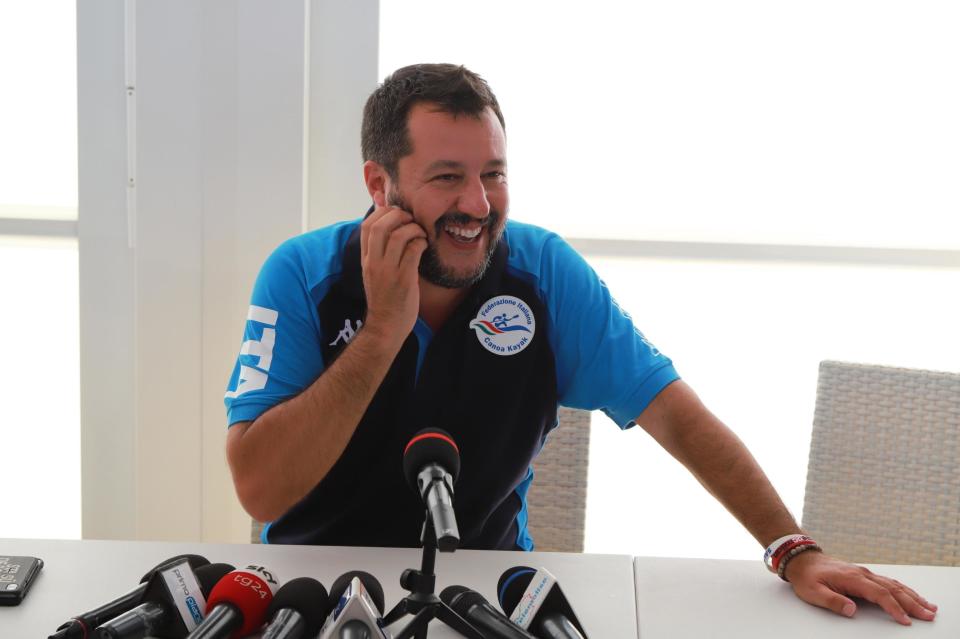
[[777, 542, 823, 581], [772, 538, 817, 573], [763, 534, 817, 573]]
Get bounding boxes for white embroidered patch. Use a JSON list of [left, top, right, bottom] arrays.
[[469, 295, 536, 356]]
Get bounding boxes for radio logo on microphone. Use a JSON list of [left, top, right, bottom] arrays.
[[185, 596, 203, 623], [234, 574, 271, 600], [244, 565, 279, 585]]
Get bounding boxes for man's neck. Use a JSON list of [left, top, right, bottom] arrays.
[[418, 278, 471, 332]]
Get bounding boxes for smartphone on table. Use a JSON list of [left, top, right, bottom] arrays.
[[0, 555, 44, 605]]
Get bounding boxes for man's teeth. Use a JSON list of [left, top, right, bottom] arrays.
[[444, 225, 482, 240]]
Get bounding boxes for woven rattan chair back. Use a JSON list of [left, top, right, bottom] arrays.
[[252, 408, 592, 550], [251, 518, 264, 544], [801, 360, 960, 566], [524, 407, 591, 553]]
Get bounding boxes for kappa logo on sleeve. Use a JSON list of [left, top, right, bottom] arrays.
[[225, 305, 279, 399], [329, 318, 363, 347], [469, 295, 536, 356]]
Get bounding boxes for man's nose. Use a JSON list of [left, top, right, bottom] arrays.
[[457, 176, 491, 218]]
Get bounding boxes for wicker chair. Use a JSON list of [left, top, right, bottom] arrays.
[[525, 407, 590, 552], [801, 360, 960, 566], [251, 518, 265, 544], [251, 407, 592, 551]]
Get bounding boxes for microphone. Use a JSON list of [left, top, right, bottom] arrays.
[[498, 566, 588, 639], [261, 577, 329, 639], [49, 554, 210, 639], [440, 585, 537, 639], [319, 571, 387, 639], [402, 428, 461, 551], [96, 562, 234, 639], [185, 565, 280, 639]]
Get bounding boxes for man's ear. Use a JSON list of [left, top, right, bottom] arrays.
[[363, 160, 389, 208]]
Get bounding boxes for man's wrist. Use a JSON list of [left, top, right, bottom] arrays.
[[356, 316, 409, 353], [780, 545, 825, 583], [763, 533, 822, 580], [778, 543, 822, 581]]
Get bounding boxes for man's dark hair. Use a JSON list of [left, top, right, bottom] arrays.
[[361, 63, 505, 178]]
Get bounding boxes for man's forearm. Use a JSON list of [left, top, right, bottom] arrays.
[[639, 381, 800, 547], [672, 413, 800, 546], [227, 325, 405, 522]]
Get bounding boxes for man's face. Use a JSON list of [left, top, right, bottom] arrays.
[[387, 103, 509, 289]]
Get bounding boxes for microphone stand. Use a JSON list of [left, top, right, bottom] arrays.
[[382, 512, 484, 639]]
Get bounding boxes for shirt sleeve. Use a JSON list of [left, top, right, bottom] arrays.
[[224, 239, 327, 426], [540, 234, 680, 428]]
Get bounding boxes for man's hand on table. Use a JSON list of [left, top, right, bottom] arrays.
[[784, 551, 938, 626]]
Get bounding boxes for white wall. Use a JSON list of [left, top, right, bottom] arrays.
[[79, 0, 136, 540], [307, 1, 380, 228], [78, 0, 378, 542]]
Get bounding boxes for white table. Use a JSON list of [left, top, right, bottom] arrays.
[[1, 538, 638, 638], [634, 556, 959, 638], [6, 539, 957, 638]]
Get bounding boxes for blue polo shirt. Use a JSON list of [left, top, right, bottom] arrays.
[[225, 218, 678, 549]]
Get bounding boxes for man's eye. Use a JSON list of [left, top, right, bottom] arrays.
[[433, 174, 459, 182], [483, 171, 507, 180]]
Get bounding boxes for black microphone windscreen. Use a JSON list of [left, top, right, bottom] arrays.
[[439, 585, 487, 614], [438, 585, 469, 607], [327, 570, 385, 614], [139, 554, 210, 583], [267, 577, 329, 633], [196, 563, 236, 596], [497, 565, 537, 614], [402, 428, 461, 490]]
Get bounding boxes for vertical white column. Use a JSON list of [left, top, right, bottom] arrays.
[[130, 0, 205, 540], [79, 0, 380, 542], [79, 0, 137, 541], [199, 0, 311, 542], [307, 0, 381, 229]]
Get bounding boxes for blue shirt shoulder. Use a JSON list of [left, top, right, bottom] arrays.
[[503, 220, 679, 427], [224, 220, 360, 425]]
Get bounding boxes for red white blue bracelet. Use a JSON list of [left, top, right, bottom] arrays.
[[764, 534, 822, 580]]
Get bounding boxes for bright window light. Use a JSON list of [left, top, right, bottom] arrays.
[[380, 1, 960, 558], [0, 238, 80, 539], [0, 0, 80, 540], [0, 1, 78, 217], [584, 257, 959, 558], [380, 1, 960, 249]]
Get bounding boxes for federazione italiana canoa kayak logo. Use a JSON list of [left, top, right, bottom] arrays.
[[469, 295, 536, 356]]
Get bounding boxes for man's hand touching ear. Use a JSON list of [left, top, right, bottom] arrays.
[[359, 196, 428, 350]]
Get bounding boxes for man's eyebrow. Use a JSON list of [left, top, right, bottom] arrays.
[[424, 160, 465, 173], [423, 159, 507, 173]]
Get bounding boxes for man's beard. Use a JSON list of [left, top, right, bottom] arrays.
[[388, 188, 504, 289]]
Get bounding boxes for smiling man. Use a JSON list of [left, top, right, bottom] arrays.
[[224, 64, 937, 626]]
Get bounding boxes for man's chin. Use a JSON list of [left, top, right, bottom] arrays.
[[419, 246, 494, 289], [418, 262, 487, 289], [418, 220, 504, 288]]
